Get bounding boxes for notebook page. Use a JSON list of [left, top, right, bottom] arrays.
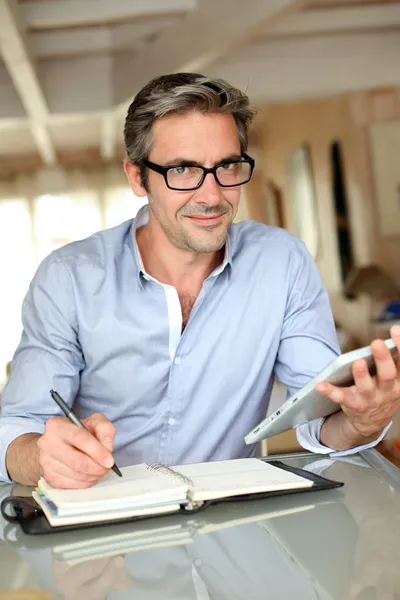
[[42, 494, 187, 517], [171, 458, 313, 502], [33, 491, 182, 527], [38, 463, 188, 511]]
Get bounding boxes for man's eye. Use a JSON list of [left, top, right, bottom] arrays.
[[220, 163, 235, 170], [173, 166, 189, 175]]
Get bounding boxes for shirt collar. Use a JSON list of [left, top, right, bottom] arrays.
[[131, 204, 233, 285], [131, 205, 149, 280]]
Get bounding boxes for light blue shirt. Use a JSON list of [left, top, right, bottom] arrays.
[[0, 207, 383, 482]]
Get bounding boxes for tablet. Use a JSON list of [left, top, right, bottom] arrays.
[[245, 338, 398, 444]]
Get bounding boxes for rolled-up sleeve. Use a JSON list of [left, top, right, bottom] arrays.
[[273, 241, 386, 455], [296, 418, 391, 456], [0, 253, 84, 482]]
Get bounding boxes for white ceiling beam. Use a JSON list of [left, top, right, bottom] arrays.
[[30, 17, 179, 58], [0, 0, 56, 164], [23, 0, 196, 30], [268, 4, 400, 37], [100, 115, 117, 161], [0, 118, 28, 130], [30, 123, 56, 164], [114, 0, 308, 109], [0, 111, 107, 131]]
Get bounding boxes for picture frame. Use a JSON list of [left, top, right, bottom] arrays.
[[263, 179, 286, 229], [287, 144, 319, 259]]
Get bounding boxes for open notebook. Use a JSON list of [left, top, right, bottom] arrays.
[[1, 458, 343, 534], [30, 458, 331, 529]]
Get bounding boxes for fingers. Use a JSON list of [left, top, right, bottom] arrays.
[[316, 381, 346, 404], [352, 358, 375, 398], [390, 325, 400, 375], [84, 413, 116, 453], [40, 466, 96, 490], [46, 417, 114, 469], [38, 414, 115, 489], [39, 445, 105, 483], [371, 339, 397, 391], [316, 361, 373, 412], [317, 335, 400, 442], [317, 339, 398, 407]]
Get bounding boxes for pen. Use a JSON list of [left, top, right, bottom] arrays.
[[49, 389, 122, 477]]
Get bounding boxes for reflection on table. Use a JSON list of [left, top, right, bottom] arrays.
[[0, 453, 399, 600]]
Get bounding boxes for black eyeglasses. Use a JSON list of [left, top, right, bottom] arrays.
[[142, 153, 255, 191]]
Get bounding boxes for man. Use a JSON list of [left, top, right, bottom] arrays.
[[1, 73, 399, 489]]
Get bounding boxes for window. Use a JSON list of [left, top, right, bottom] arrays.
[[104, 187, 147, 229], [0, 199, 35, 382], [34, 192, 102, 263], [0, 172, 147, 386], [287, 144, 319, 259]]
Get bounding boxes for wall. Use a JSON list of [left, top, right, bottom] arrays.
[[348, 90, 400, 286], [247, 88, 400, 343]]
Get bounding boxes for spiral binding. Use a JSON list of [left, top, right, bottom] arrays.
[[147, 463, 194, 488]]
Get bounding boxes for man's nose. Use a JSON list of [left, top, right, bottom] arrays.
[[194, 172, 225, 205]]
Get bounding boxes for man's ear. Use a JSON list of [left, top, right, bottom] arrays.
[[124, 159, 147, 197]]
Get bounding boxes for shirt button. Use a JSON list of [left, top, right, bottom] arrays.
[[194, 559, 202, 567], [168, 417, 178, 426], [174, 357, 181, 365]]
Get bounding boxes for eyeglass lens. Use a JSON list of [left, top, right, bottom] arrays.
[[166, 162, 252, 189]]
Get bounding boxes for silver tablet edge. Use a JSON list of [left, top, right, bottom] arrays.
[[244, 338, 398, 445]]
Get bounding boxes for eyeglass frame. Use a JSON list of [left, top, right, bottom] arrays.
[[141, 152, 255, 191]]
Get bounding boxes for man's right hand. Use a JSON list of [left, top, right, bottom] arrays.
[[6, 413, 116, 488], [37, 413, 116, 489]]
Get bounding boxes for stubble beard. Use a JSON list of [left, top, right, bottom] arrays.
[[148, 196, 232, 253]]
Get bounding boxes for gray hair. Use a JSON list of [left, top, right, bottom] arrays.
[[124, 73, 256, 189]]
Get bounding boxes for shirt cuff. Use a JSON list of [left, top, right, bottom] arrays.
[[296, 417, 392, 457], [0, 418, 45, 483]]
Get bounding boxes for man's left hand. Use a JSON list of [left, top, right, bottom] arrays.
[[317, 325, 400, 444]]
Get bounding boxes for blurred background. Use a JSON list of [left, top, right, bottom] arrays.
[[0, 0, 399, 393]]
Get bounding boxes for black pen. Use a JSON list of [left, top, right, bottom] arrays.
[[49, 389, 122, 477]]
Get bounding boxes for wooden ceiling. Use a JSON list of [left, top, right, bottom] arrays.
[[0, 0, 399, 174]]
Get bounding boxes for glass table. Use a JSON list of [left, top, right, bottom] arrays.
[[0, 450, 399, 600]]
